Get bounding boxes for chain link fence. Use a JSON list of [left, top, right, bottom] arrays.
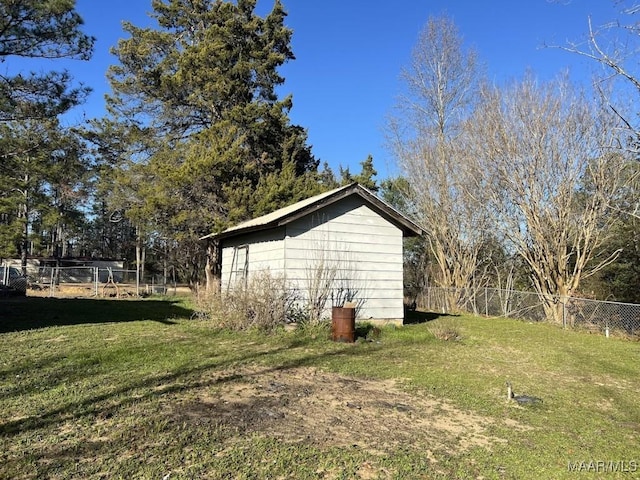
[[421, 287, 640, 337], [31, 266, 130, 297], [25, 265, 177, 298]]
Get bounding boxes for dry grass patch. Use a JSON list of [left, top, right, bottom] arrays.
[[428, 317, 463, 341], [170, 366, 508, 455]]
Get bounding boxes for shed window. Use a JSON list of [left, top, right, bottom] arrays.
[[228, 245, 249, 290]]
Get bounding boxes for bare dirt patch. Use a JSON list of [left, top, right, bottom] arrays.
[[171, 366, 508, 457]]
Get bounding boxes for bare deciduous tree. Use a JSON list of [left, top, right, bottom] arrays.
[[553, 1, 640, 222], [387, 15, 490, 310], [468, 75, 631, 322], [399, 14, 480, 136], [554, 1, 640, 157]]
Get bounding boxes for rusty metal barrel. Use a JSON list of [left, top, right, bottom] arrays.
[[331, 306, 355, 342]]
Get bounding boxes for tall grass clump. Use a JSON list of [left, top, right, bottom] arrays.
[[195, 272, 301, 331], [428, 316, 463, 341]]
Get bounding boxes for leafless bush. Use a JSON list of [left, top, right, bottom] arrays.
[[331, 286, 365, 318], [303, 234, 368, 324], [305, 254, 338, 325], [195, 272, 301, 331]]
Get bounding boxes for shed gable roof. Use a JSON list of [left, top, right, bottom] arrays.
[[202, 183, 423, 241]]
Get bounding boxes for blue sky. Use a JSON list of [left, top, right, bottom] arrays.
[[14, 0, 623, 179]]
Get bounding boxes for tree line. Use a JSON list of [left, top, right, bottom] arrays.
[[385, 11, 640, 312], [0, 0, 638, 307], [0, 0, 376, 288]]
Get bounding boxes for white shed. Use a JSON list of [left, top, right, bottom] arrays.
[[205, 183, 422, 324]]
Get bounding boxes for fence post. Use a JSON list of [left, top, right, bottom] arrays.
[[94, 267, 99, 297]]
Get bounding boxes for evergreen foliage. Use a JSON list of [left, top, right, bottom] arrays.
[[99, 0, 322, 285], [0, 120, 90, 261], [0, 0, 94, 121], [338, 155, 378, 191], [0, 0, 93, 264], [352, 154, 378, 191]]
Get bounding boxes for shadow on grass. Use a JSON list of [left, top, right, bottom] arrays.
[[0, 338, 376, 480], [0, 334, 364, 439], [404, 310, 460, 325], [0, 297, 193, 333]]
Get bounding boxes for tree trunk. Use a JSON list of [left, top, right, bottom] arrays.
[[163, 239, 168, 286], [536, 276, 569, 325], [59, 224, 68, 257], [20, 206, 28, 275], [205, 240, 221, 293], [135, 224, 145, 286], [20, 172, 29, 275]]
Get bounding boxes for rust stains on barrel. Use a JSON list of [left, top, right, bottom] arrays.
[[332, 306, 355, 342]]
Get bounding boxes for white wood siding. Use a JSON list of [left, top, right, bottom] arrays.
[[219, 197, 406, 322], [220, 228, 286, 289], [284, 196, 404, 321]]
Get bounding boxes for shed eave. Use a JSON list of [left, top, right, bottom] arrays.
[[200, 183, 423, 241]]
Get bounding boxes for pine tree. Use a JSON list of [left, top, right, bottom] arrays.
[[0, 0, 94, 121], [0, 0, 93, 266], [353, 154, 378, 191], [0, 120, 90, 265], [337, 155, 378, 190], [101, 0, 320, 287]]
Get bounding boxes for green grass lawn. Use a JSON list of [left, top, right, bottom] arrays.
[[1, 296, 638, 479]]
